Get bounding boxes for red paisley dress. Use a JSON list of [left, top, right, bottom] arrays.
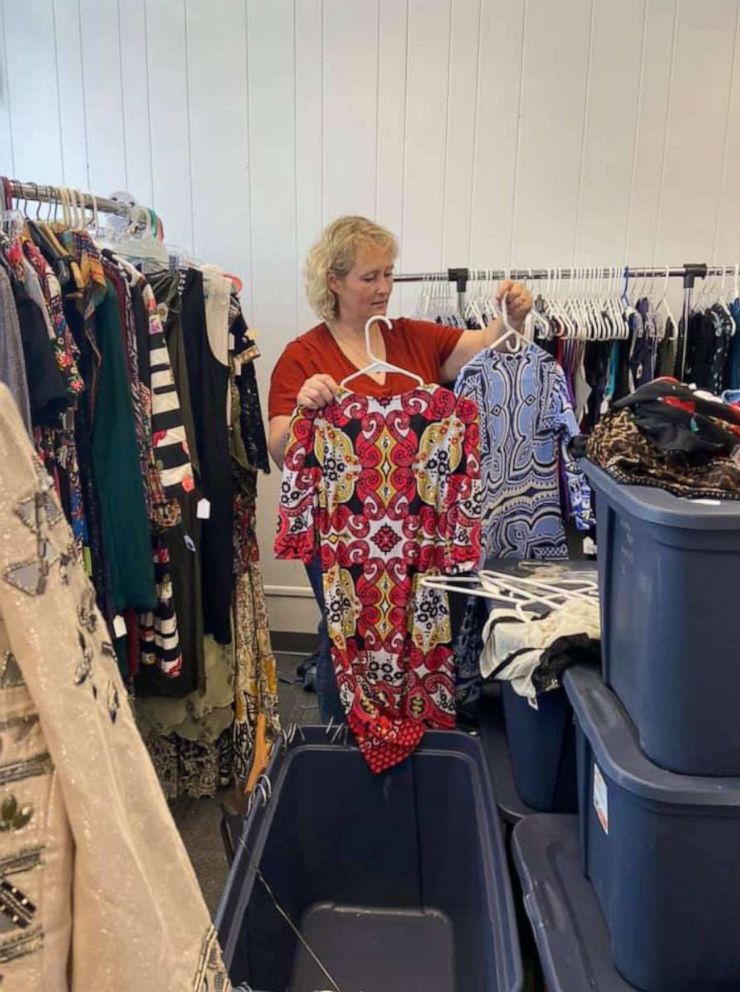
[[275, 385, 481, 773]]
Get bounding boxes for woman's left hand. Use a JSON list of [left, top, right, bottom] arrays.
[[497, 279, 533, 330]]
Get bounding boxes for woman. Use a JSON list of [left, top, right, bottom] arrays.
[[268, 216, 533, 721]]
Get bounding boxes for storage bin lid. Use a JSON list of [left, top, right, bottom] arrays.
[[564, 666, 740, 805], [582, 460, 740, 530], [512, 814, 637, 991]]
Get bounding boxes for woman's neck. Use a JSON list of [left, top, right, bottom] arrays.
[[327, 316, 367, 341]]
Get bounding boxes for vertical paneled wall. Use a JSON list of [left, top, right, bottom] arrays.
[[2, 0, 740, 629]]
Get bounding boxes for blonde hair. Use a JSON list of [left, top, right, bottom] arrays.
[[304, 216, 398, 322]]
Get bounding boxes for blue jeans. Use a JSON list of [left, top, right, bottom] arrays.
[[304, 557, 345, 724]]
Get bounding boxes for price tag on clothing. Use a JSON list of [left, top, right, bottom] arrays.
[[112, 615, 127, 639], [593, 763, 609, 835], [196, 498, 211, 520]]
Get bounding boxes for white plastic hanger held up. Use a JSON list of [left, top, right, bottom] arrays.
[[339, 315, 424, 389]]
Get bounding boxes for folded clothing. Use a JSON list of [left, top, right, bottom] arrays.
[[479, 598, 601, 703]]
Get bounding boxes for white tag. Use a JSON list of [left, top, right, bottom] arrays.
[[593, 763, 609, 834], [196, 498, 211, 519], [112, 615, 127, 639], [184, 534, 196, 552], [583, 536, 597, 556]]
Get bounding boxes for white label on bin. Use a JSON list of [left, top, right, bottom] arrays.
[[593, 763, 609, 834]]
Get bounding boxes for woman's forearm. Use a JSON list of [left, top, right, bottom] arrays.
[[268, 416, 291, 471]]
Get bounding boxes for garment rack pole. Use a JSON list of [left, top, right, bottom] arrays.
[[392, 264, 721, 284], [4, 179, 131, 218], [394, 264, 716, 319]]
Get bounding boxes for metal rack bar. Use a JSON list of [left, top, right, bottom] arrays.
[[4, 179, 131, 217], [393, 264, 715, 283]]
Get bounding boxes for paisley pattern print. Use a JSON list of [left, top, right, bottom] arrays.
[[275, 386, 481, 773], [455, 343, 594, 560]]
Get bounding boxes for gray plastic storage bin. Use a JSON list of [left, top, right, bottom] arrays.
[[583, 459, 740, 775], [512, 814, 637, 991], [565, 665, 740, 992], [216, 727, 522, 992]]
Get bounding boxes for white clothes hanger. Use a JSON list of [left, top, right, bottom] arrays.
[[339, 314, 424, 389], [420, 569, 598, 620], [653, 266, 678, 341], [492, 292, 527, 353]]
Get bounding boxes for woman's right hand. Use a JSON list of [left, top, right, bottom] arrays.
[[297, 374, 340, 410]]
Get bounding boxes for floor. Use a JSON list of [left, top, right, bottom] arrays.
[[171, 650, 318, 914]]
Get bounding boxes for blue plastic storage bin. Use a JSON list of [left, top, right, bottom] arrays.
[[216, 727, 523, 992], [478, 683, 538, 825], [583, 459, 740, 776], [512, 814, 637, 991], [565, 665, 740, 992], [501, 682, 577, 813]]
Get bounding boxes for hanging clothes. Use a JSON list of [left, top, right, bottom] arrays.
[[0, 178, 280, 798], [451, 341, 593, 714], [0, 263, 32, 431], [0, 383, 232, 991], [455, 341, 593, 561], [685, 306, 733, 394], [180, 269, 233, 645], [276, 386, 482, 774]]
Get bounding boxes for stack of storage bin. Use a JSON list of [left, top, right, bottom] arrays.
[[513, 461, 740, 991]]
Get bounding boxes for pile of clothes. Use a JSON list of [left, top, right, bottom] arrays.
[[576, 377, 740, 500], [467, 562, 602, 705]]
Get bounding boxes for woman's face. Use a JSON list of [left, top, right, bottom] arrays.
[[329, 244, 395, 325]]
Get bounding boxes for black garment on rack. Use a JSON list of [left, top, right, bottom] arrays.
[[611, 337, 632, 403], [26, 220, 73, 287], [685, 309, 729, 394], [181, 268, 233, 645], [131, 283, 151, 388], [233, 321, 270, 476], [655, 317, 678, 379], [583, 340, 612, 430], [10, 277, 69, 425]]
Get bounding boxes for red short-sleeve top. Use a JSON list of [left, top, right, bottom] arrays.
[[268, 317, 464, 420]]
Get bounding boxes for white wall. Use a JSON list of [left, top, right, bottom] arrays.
[[2, 0, 740, 631]]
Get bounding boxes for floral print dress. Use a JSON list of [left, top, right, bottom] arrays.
[[276, 385, 481, 773]]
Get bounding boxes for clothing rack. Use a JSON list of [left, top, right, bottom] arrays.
[[3, 179, 131, 218], [394, 263, 714, 309], [394, 263, 739, 379]]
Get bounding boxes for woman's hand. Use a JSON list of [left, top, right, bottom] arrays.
[[497, 279, 533, 330], [297, 373, 340, 410]]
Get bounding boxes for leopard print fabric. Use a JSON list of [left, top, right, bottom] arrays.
[[587, 408, 740, 500]]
